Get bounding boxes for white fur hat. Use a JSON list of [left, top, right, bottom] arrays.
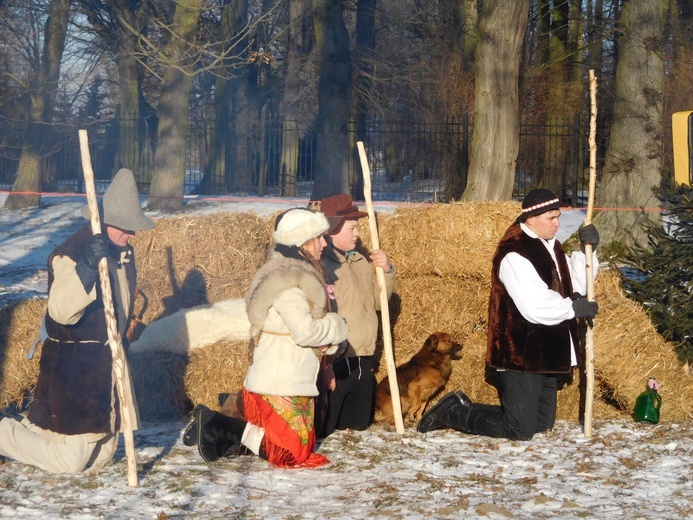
[[273, 209, 329, 247], [81, 168, 155, 231]]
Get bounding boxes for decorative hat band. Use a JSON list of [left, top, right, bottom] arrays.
[[521, 198, 560, 214]]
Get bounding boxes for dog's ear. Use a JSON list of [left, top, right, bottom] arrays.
[[424, 334, 439, 351]]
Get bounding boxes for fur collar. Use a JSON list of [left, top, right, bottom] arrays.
[[245, 253, 328, 343]]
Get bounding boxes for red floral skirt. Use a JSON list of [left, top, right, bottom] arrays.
[[242, 389, 329, 468]]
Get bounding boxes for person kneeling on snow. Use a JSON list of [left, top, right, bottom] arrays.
[[184, 208, 348, 468], [418, 189, 599, 441], [0, 169, 154, 473]]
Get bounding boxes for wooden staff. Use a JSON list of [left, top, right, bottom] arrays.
[[78, 129, 139, 487], [357, 141, 405, 435], [583, 70, 598, 439]]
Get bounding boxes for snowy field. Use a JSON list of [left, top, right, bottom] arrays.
[[2, 419, 693, 519], [1, 193, 692, 519]]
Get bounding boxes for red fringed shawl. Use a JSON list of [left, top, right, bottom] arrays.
[[242, 389, 329, 468]]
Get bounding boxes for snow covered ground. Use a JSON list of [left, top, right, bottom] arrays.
[[1, 193, 692, 519], [1, 418, 692, 519]]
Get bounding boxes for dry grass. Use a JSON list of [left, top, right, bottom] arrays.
[[1, 202, 691, 423]]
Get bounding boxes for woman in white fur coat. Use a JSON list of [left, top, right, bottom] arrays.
[[186, 208, 348, 468]]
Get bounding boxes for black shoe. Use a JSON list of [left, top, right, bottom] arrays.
[[417, 391, 472, 433], [196, 405, 248, 462]]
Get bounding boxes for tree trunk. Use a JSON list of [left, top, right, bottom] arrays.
[[462, 0, 531, 202], [5, 0, 70, 210], [227, 0, 256, 193], [541, 0, 571, 197], [148, 0, 204, 211], [463, 0, 479, 67], [198, 0, 238, 195], [350, 0, 376, 198], [279, 0, 306, 197], [110, 0, 151, 182], [310, 0, 352, 200], [594, 0, 667, 248]]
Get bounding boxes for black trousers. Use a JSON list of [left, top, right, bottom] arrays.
[[319, 356, 376, 438], [466, 370, 558, 441]]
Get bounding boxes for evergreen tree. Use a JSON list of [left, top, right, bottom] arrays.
[[621, 183, 693, 362]]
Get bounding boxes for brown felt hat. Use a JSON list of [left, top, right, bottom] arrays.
[[320, 194, 367, 234]]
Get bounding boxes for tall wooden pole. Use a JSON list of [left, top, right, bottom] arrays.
[[79, 130, 139, 486], [583, 70, 598, 439], [357, 141, 405, 434]]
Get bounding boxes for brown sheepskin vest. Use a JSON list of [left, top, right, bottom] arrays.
[[29, 224, 137, 435], [486, 223, 578, 373]]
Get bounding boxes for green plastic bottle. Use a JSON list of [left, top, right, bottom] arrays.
[[633, 378, 661, 424]]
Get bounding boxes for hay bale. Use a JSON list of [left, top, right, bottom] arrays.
[[129, 351, 190, 420], [592, 270, 693, 421], [0, 299, 45, 409], [131, 212, 274, 321], [377, 201, 518, 279], [184, 340, 250, 410], [2, 201, 692, 424]]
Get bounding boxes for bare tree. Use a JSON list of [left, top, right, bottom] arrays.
[[310, 0, 351, 199], [278, 0, 306, 197], [148, 0, 204, 211], [349, 0, 376, 197], [462, 0, 531, 201], [197, 0, 248, 195], [82, 0, 156, 183], [462, 0, 478, 67], [594, 0, 668, 247], [4, 0, 71, 210]]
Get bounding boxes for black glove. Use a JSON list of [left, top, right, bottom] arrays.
[[75, 234, 110, 291], [579, 224, 599, 252], [572, 296, 598, 328]]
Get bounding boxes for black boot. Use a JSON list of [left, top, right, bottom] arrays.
[[417, 391, 472, 433], [196, 405, 248, 462], [464, 405, 509, 438]]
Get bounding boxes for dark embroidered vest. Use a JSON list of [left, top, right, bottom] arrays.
[[486, 223, 578, 373], [28, 224, 137, 435]]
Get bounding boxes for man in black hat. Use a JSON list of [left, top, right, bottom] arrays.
[[0, 168, 154, 473], [417, 189, 599, 441]]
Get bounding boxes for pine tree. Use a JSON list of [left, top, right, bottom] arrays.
[[621, 183, 693, 362]]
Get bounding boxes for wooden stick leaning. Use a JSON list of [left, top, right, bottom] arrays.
[[583, 70, 598, 439], [357, 141, 405, 435], [78, 129, 139, 487]]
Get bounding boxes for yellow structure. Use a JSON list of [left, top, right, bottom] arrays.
[[672, 110, 693, 186]]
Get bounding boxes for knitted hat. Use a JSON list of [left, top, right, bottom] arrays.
[[273, 209, 329, 247], [320, 194, 367, 234], [517, 189, 561, 222], [81, 168, 155, 231]]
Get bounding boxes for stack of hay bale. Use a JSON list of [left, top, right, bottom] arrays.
[[1, 202, 690, 424]]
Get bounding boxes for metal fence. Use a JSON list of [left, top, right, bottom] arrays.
[[0, 114, 593, 204]]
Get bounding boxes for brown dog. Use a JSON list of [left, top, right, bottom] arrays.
[[373, 332, 463, 425]]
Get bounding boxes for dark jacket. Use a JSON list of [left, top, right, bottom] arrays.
[[28, 225, 137, 435], [486, 223, 578, 373]]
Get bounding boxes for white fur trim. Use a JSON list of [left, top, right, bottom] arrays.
[[129, 298, 250, 354]]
